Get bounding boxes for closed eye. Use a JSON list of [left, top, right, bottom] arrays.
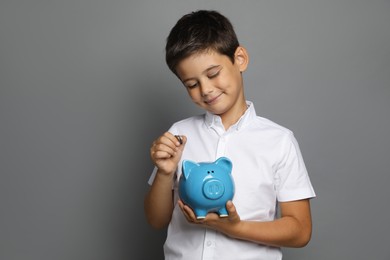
[[208, 71, 219, 79], [186, 82, 198, 89], [207, 67, 222, 79]]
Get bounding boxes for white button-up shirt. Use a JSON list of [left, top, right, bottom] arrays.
[[148, 101, 316, 260]]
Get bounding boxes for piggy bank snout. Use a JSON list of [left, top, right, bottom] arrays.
[[202, 179, 225, 200]]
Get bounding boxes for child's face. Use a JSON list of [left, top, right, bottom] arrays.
[[175, 47, 248, 120]]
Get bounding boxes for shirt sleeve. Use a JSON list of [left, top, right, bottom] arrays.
[[147, 167, 158, 186], [275, 131, 316, 202]]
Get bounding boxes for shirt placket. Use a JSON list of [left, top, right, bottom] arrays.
[[202, 230, 216, 259], [202, 133, 228, 260], [215, 134, 227, 159]]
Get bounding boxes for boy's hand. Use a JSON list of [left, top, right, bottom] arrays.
[[178, 200, 241, 230], [150, 132, 187, 176]]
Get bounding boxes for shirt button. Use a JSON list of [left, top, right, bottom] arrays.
[[206, 241, 212, 247]]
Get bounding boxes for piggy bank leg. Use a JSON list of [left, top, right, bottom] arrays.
[[218, 207, 229, 217], [195, 209, 207, 219]]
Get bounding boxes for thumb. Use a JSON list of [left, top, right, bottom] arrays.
[[226, 201, 240, 222], [173, 135, 187, 162]]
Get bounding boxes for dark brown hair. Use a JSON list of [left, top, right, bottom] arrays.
[[165, 10, 240, 74]]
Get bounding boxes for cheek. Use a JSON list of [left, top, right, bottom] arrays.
[[187, 89, 201, 102], [225, 73, 242, 91]]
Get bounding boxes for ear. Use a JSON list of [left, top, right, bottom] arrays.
[[234, 46, 249, 72], [215, 157, 233, 174], [182, 160, 199, 179]]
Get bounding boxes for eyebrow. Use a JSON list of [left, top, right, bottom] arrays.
[[182, 65, 221, 83]]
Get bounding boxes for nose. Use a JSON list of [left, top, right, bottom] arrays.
[[200, 81, 213, 97]]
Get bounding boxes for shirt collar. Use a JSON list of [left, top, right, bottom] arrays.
[[205, 101, 257, 132]]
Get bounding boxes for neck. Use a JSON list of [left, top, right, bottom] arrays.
[[221, 100, 248, 130]]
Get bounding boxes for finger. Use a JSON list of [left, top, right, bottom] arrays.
[[178, 200, 193, 221], [178, 200, 200, 223], [183, 204, 197, 220], [159, 133, 179, 149], [202, 212, 219, 224], [152, 133, 181, 156], [156, 133, 187, 156], [150, 144, 175, 160], [173, 135, 187, 155], [178, 199, 185, 210], [152, 150, 175, 160], [226, 201, 240, 222], [171, 134, 188, 147], [153, 142, 176, 154]]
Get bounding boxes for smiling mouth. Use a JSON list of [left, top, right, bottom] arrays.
[[204, 93, 222, 105]]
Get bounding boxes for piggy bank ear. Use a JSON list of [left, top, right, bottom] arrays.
[[215, 157, 233, 174], [182, 160, 199, 179]]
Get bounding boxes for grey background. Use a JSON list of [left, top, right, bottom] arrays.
[[1, 0, 389, 259]]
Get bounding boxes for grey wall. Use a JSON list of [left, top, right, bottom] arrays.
[[1, 1, 389, 259]]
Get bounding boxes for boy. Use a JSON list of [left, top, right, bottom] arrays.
[[144, 10, 315, 260]]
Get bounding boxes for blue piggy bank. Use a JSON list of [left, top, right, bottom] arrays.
[[178, 157, 235, 219]]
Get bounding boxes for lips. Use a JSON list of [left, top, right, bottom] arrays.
[[204, 93, 222, 105]]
